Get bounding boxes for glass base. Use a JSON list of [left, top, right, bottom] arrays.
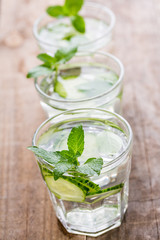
[[62, 219, 121, 237], [57, 206, 127, 237], [49, 186, 128, 237]]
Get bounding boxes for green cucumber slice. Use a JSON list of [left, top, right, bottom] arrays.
[[41, 166, 52, 177], [85, 183, 124, 204], [85, 189, 121, 204], [86, 183, 124, 198], [45, 176, 85, 202], [54, 81, 67, 98]]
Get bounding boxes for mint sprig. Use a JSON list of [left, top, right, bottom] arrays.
[[28, 125, 124, 199], [28, 125, 103, 181], [26, 46, 77, 98], [46, 0, 85, 33]]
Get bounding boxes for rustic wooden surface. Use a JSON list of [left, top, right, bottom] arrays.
[[0, 0, 160, 239]]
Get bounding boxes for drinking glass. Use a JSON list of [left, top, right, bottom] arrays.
[[34, 51, 124, 117], [33, 1, 115, 54], [32, 108, 133, 237]]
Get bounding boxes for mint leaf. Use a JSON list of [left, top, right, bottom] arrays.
[[27, 46, 77, 80], [52, 150, 78, 180], [71, 15, 85, 33], [84, 158, 103, 175], [76, 165, 96, 176], [64, 0, 84, 15], [60, 150, 75, 160], [55, 46, 77, 64], [28, 147, 77, 180], [37, 53, 56, 67], [58, 150, 78, 164], [77, 157, 103, 176], [46, 6, 66, 18], [67, 125, 84, 157], [46, 0, 85, 34], [54, 81, 67, 98], [27, 146, 63, 164], [53, 159, 76, 180], [26, 66, 53, 78]]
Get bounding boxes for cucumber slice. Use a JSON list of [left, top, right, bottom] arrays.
[[45, 176, 85, 202], [86, 189, 121, 199], [85, 189, 121, 204], [41, 166, 52, 177], [54, 81, 67, 98], [86, 183, 124, 198]]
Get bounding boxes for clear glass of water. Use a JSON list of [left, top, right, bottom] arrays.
[[32, 108, 133, 237], [33, 1, 115, 55], [34, 51, 124, 117]]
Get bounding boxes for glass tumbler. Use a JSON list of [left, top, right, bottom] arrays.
[[34, 51, 124, 117], [33, 1, 115, 55], [31, 108, 133, 237]]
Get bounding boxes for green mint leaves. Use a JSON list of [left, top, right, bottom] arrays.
[[26, 65, 53, 78], [54, 46, 77, 64], [27, 47, 77, 79], [26, 46, 77, 98], [53, 157, 75, 180], [64, 0, 84, 16], [46, 6, 65, 18], [28, 147, 76, 180], [46, 0, 85, 33], [67, 125, 84, 157], [77, 158, 103, 176], [28, 125, 103, 181], [27, 146, 62, 164], [28, 126, 125, 201], [71, 15, 85, 33], [37, 53, 56, 67]]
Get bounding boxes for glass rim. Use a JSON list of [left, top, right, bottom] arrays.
[[32, 108, 133, 168], [34, 51, 124, 103], [33, 1, 116, 48]]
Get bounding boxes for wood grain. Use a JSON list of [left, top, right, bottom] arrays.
[[0, 0, 160, 239]]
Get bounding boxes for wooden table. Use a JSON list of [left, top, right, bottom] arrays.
[[1, 0, 160, 239]]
